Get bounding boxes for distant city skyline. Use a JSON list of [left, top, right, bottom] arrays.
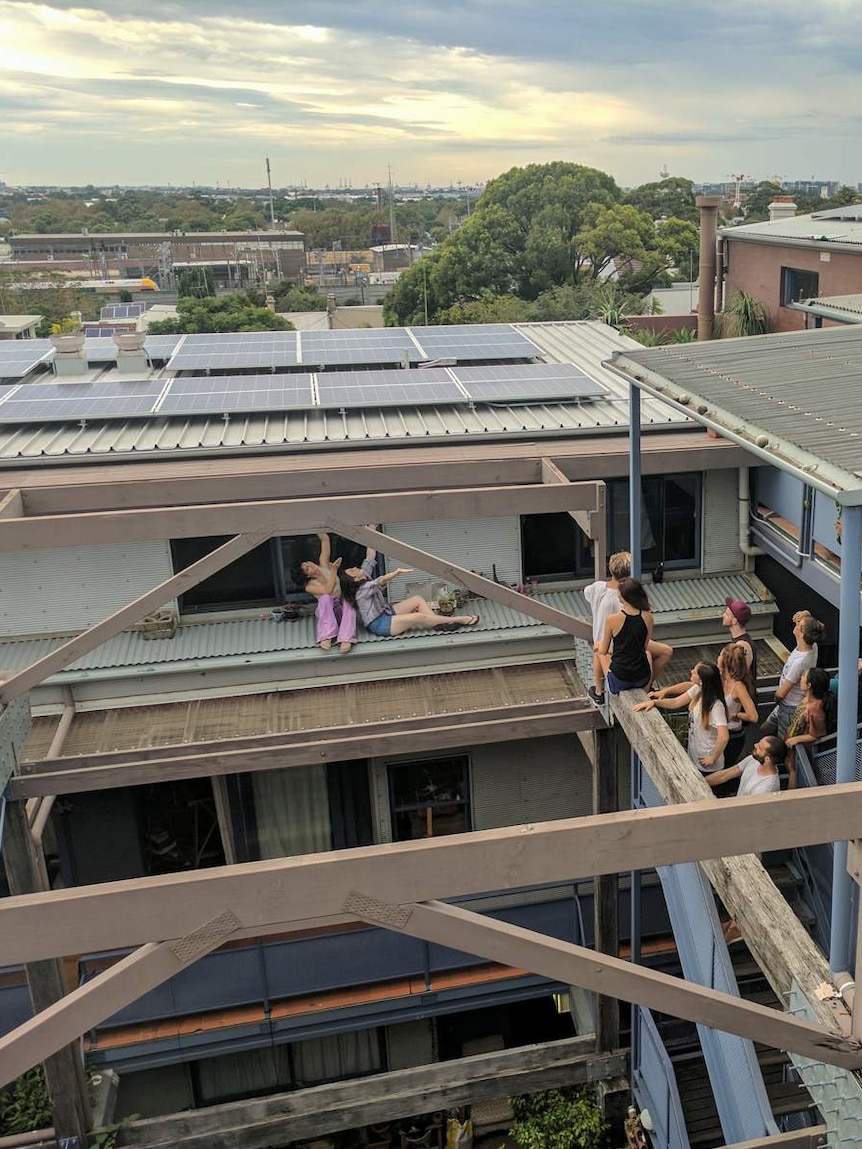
[[2, 1, 861, 189]]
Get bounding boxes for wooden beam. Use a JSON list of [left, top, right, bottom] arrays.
[[346, 896, 862, 1070], [540, 462, 606, 579], [0, 910, 240, 1087], [0, 488, 23, 519], [609, 689, 851, 1045], [719, 1129, 828, 1149], [120, 1037, 625, 1149], [0, 483, 601, 552], [330, 522, 593, 641], [0, 532, 270, 705], [13, 705, 600, 797], [4, 784, 862, 966]]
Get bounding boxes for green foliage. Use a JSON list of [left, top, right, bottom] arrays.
[[92, 1114, 139, 1148], [0, 269, 99, 335], [272, 283, 327, 312], [625, 176, 698, 223], [0, 1066, 52, 1135], [670, 326, 696, 343], [715, 290, 769, 338], [436, 291, 533, 325], [655, 216, 700, 278], [176, 266, 215, 299], [148, 292, 294, 334], [575, 202, 655, 281], [118, 289, 133, 303], [630, 327, 670, 346], [509, 1088, 608, 1149]]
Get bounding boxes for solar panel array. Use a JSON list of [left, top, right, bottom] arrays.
[[165, 324, 541, 372], [144, 335, 183, 360], [0, 362, 609, 425], [0, 342, 55, 379], [100, 303, 147, 321]]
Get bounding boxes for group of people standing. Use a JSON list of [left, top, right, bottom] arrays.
[[293, 533, 479, 651], [586, 552, 835, 797]]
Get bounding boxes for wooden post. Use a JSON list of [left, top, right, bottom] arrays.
[[592, 727, 623, 1052], [1, 800, 91, 1145]]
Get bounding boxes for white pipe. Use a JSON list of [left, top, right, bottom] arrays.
[[738, 467, 764, 561], [0, 1130, 55, 1148]]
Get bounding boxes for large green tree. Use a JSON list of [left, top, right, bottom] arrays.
[[626, 176, 698, 222], [148, 292, 294, 334]]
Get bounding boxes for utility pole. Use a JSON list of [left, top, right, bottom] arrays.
[[265, 157, 276, 228]]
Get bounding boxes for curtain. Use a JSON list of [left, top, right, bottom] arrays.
[[197, 1046, 290, 1103], [292, 1029, 382, 1086], [252, 765, 331, 858]]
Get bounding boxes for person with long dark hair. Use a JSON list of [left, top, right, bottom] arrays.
[[597, 578, 654, 694], [635, 661, 729, 774], [340, 550, 478, 638], [291, 533, 357, 653], [784, 666, 837, 789]]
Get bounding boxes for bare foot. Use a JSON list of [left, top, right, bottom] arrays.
[[339, 642, 353, 653], [320, 639, 333, 650], [439, 615, 479, 628]]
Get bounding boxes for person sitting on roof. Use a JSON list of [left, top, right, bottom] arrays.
[[597, 578, 656, 695], [702, 734, 787, 798], [339, 545, 479, 638], [585, 551, 672, 705], [292, 533, 357, 654]]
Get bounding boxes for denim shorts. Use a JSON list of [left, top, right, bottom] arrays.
[[366, 612, 393, 637], [606, 668, 651, 695]]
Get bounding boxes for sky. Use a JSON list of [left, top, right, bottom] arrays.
[[1, 0, 861, 190]]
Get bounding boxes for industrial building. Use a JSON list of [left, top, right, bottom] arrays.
[[0, 318, 859, 1149]]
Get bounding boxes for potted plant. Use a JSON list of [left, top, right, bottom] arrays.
[[435, 588, 459, 616]]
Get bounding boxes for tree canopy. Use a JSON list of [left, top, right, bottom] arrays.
[[384, 162, 688, 326], [147, 292, 294, 334], [625, 176, 698, 223]]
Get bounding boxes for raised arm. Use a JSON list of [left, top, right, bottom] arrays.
[[317, 532, 332, 567], [319, 556, 342, 594], [634, 688, 692, 713], [379, 567, 414, 586]]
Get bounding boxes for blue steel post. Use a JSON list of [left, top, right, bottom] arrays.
[[830, 502, 862, 973], [629, 383, 643, 997]]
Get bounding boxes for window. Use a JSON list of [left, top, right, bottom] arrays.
[[389, 756, 471, 841], [521, 512, 594, 582], [607, 473, 701, 571], [781, 266, 819, 306]]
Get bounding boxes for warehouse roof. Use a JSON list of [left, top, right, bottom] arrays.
[[609, 324, 862, 503]]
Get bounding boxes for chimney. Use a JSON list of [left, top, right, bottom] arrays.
[[696, 195, 722, 341], [768, 196, 797, 223]]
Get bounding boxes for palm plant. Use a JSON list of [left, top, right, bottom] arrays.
[[715, 290, 769, 338]]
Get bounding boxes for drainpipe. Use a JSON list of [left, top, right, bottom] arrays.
[[696, 196, 722, 341], [714, 235, 726, 315], [27, 687, 76, 846], [738, 468, 764, 565]]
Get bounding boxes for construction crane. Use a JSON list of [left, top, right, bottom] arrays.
[[728, 173, 751, 210]]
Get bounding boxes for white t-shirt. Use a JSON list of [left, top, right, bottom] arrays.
[[686, 684, 728, 772], [736, 756, 780, 797], [585, 580, 619, 644], [780, 646, 817, 709]]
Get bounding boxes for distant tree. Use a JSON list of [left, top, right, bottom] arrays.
[[626, 176, 698, 222], [435, 291, 533, 324], [655, 216, 700, 278], [271, 282, 327, 312], [147, 292, 294, 334], [176, 266, 215, 299], [574, 202, 655, 280], [741, 181, 782, 222]]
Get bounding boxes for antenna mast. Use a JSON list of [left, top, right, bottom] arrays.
[[266, 157, 276, 227], [388, 165, 397, 244]]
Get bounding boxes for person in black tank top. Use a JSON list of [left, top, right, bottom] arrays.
[[599, 578, 653, 694]]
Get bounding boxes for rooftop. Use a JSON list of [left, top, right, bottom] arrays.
[[609, 324, 862, 503], [0, 315, 41, 334], [720, 206, 862, 249], [790, 293, 862, 325]]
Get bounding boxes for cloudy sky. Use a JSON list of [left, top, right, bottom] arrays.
[[1, 0, 860, 189]]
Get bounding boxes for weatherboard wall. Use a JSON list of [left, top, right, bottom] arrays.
[[0, 541, 174, 638]]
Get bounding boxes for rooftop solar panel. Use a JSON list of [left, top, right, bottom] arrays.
[[84, 339, 119, 363], [316, 368, 463, 408], [409, 324, 541, 362], [158, 374, 313, 417], [167, 333, 299, 371], [0, 341, 55, 379], [100, 303, 147, 321], [0, 381, 165, 424], [144, 335, 183, 360], [452, 363, 609, 403]]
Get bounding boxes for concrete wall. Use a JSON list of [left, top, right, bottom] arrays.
[[724, 239, 862, 332]]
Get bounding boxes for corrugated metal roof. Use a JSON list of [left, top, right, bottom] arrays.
[[0, 573, 773, 682], [720, 212, 862, 247], [611, 324, 862, 502], [792, 293, 862, 324], [0, 322, 690, 464]]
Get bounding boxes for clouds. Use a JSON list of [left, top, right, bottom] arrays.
[[0, 1, 860, 187]]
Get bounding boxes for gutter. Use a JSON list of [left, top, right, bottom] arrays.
[[718, 231, 862, 255]]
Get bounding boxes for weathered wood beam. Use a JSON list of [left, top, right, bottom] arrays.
[[719, 1130, 828, 1149], [0, 483, 599, 552], [330, 522, 593, 641], [3, 785, 862, 966], [0, 911, 240, 1087], [120, 1037, 625, 1149], [609, 689, 852, 1042], [0, 488, 23, 519], [347, 896, 862, 1069], [540, 462, 607, 579], [13, 704, 599, 797], [0, 532, 271, 705]]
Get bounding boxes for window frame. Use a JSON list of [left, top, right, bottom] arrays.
[[387, 754, 472, 842], [520, 511, 595, 584], [780, 266, 820, 307], [606, 472, 702, 572]]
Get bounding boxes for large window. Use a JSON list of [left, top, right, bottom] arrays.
[[170, 533, 368, 613], [521, 512, 594, 582], [389, 756, 471, 841], [781, 266, 819, 306], [607, 473, 701, 571]]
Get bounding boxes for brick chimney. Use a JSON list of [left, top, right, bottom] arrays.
[[768, 196, 797, 223]]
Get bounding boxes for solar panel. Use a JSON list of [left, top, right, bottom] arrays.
[[0, 381, 165, 424], [452, 363, 609, 403], [100, 303, 147, 320], [158, 374, 313, 416], [167, 333, 299, 372], [0, 341, 54, 379], [84, 339, 119, 363], [144, 335, 183, 360], [409, 324, 541, 362], [316, 368, 463, 408], [300, 330, 419, 367]]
